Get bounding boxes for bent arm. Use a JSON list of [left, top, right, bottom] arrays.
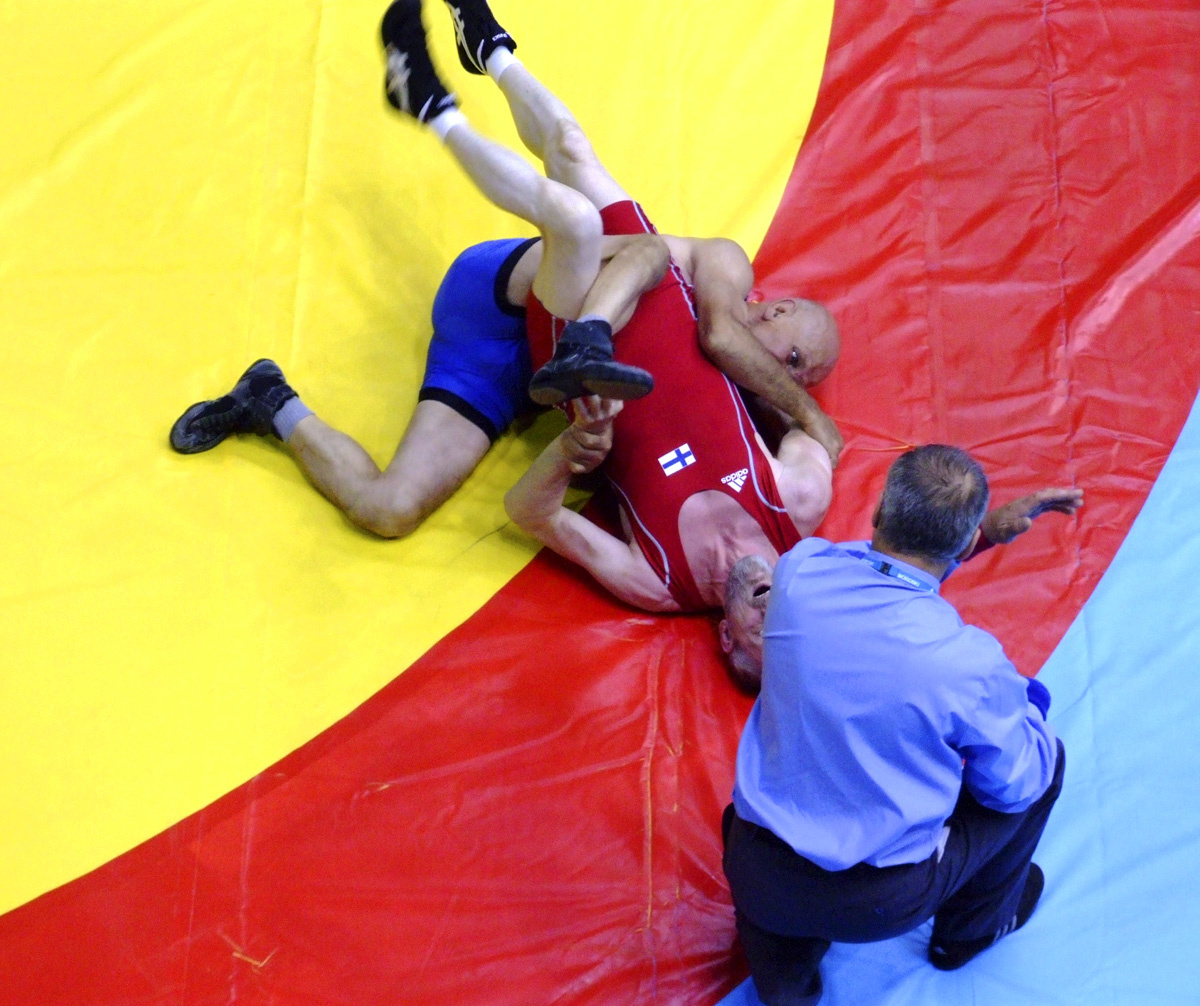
[[955, 637, 1059, 812], [686, 238, 843, 465], [504, 421, 678, 613], [771, 428, 834, 538]]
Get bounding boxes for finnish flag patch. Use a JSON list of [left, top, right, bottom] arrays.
[[658, 443, 696, 476]]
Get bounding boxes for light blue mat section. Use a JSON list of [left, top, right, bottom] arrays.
[[719, 390, 1200, 1006]]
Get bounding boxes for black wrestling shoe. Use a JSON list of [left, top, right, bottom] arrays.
[[527, 318, 655, 406], [169, 359, 297, 454], [381, 0, 459, 122], [928, 864, 1045, 971], [442, 0, 517, 75]]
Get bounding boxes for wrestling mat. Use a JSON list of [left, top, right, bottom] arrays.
[[1, 1, 1198, 1003]]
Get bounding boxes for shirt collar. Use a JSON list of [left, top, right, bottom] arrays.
[[862, 547, 943, 594]]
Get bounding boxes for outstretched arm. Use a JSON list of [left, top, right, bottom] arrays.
[[685, 238, 844, 466], [504, 397, 679, 612], [971, 487, 1085, 554]]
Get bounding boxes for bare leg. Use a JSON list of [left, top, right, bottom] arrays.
[[495, 64, 631, 211], [442, 123, 601, 320], [382, 0, 603, 320], [286, 402, 490, 538]]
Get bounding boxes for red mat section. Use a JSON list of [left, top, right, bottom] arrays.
[[756, 0, 1200, 674], [5, 554, 749, 1005], [5, 2, 1200, 1004]]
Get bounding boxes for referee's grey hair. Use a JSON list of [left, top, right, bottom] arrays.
[[877, 446, 989, 563]]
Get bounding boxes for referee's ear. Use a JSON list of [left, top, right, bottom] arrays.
[[957, 528, 982, 561]]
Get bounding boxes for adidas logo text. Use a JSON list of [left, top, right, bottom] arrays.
[[721, 468, 749, 492]]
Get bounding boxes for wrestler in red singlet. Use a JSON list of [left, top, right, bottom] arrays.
[[525, 201, 801, 611]]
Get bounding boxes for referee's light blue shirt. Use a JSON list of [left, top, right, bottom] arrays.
[[732, 538, 1058, 872]]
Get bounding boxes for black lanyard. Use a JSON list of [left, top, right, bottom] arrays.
[[863, 557, 937, 592]]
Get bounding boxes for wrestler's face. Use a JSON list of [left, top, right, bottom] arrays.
[[751, 299, 840, 387], [719, 556, 774, 692]]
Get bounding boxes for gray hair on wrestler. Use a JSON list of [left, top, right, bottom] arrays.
[[876, 445, 990, 563], [718, 554, 775, 693]]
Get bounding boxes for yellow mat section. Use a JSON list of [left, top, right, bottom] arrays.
[[0, 0, 832, 913]]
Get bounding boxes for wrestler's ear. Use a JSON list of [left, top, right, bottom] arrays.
[[769, 299, 797, 319], [718, 618, 735, 655]]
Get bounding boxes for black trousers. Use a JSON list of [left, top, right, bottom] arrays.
[[722, 741, 1065, 1006]]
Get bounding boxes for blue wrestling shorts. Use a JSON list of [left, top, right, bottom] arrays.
[[419, 236, 541, 443]]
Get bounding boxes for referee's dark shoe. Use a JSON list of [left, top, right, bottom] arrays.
[[928, 864, 1045, 971]]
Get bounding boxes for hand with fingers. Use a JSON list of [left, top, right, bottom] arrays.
[[561, 396, 623, 475], [805, 408, 844, 468], [981, 487, 1084, 544]]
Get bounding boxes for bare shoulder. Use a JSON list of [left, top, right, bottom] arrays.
[[657, 236, 745, 282], [691, 237, 752, 275], [771, 430, 833, 537], [692, 239, 755, 305]]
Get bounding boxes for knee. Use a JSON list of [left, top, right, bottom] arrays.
[[546, 120, 597, 173], [1047, 738, 1067, 796], [347, 493, 424, 540], [537, 181, 601, 246]]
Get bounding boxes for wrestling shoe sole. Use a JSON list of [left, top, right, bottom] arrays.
[[381, 0, 458, 120], [528, 362, 654, 407], [169, 398, 240, 454]]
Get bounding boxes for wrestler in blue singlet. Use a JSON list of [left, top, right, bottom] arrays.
[[419, 236, 540, 442]]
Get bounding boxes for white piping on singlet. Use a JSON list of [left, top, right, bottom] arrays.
[[630, 203, 699, 320], [722, 376, 789, 515], [607, 477, 671, 590], [632, 202, 656, 235], [669, 260, 698, 320]]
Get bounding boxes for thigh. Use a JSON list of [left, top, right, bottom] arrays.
[[724, 806, 940, 943], [530, 181, 603, 320], [378, 400, 491, 517], [934, 741, 1066, 905], [426, 239, 537, 440]]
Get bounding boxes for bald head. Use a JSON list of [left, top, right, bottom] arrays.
[[749, 297, 840, 387]]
